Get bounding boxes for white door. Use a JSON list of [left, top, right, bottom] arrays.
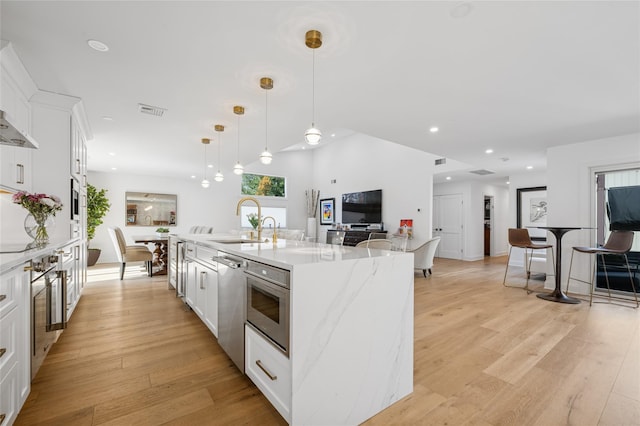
[[433, 194, 463, 260]]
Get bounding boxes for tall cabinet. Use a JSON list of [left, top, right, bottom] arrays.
[[30, 91, 90, 316]]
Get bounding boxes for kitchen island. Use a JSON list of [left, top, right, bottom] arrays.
[[174, 235, 414, 425]]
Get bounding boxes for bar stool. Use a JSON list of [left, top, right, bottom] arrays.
[[503, 228, 555, 294], [566, 230, 638, 307]]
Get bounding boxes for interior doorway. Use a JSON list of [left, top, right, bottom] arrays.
[[433, 194, 463, 260], [484, 196, 493, 256]]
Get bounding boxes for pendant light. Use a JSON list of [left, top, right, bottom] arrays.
[[259, 77, 273, 165], [214, 124, 224, 182], [233, 106, 244, 175], [304, 29, 322, 145], [200, 138, 210, 188]]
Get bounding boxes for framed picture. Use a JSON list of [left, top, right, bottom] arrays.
[[319, 198, 335, 225], [517, 186, 548, 241]]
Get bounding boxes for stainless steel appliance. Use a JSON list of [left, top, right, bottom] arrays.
[[30, 252, 67, 379], [70, 177, 80, 221], [213, 252, 247, 372], [245, 259, 290, 356]]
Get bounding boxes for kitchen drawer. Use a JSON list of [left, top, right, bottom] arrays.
[[245, 324, 291, 423], [184, 242, 196, 260], [0, 361, 18, 426], [0, 268, 21, 320], [0, 306, 18, 378], [195, 245, 217, 270], [246, 261, 289, 288]]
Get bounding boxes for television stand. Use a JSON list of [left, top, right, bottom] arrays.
[[326, 229, 387, 247]]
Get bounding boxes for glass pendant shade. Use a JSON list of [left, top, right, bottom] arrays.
[[233, 162, 244, 175], [201, 179, 210, 188], [260, 150, 273, 165], [214, 171, 224, 182], [305, 126, 322, 145]]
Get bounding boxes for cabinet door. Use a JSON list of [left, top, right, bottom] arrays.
[[0, 145, 32, 192], [203, 267, 218, 337], [194, 264, 206, 319], [184, 260, 197, 308]]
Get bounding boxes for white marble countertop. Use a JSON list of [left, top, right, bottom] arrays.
[[175, 233, 407, 270], [0, 237, 83, 274]]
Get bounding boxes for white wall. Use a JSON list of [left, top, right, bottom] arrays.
[[312, 133, 434, 244], [90, 149, 313, 263], [433, 181, 509, 261], [547, 132, 640, 293]]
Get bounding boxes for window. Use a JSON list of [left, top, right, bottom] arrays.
[[241, 173, 286, 197], [239, 205, 287, 229]]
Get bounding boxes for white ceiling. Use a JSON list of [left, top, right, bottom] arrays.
[[2, 1, 638, 185]]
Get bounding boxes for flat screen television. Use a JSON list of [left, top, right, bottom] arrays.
[[341, 189, 382, 225]]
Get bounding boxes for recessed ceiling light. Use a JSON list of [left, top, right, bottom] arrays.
[[506, 181, 510, 185], [208, 164, 214, 168], [331, 133, 336, 138], [301, 146, 306, 150], [102, 116, 113, 121], [87, 39, 109, 52], [485, 149, 493, 154], [429, 127, 439, 133], [446, 176, 452, 180], [526, 165, 533, 170], [451, 2, 473, 18], [111, 167, 117, 171], [191, 175, 196, 179], [108, 152, 116, 156]]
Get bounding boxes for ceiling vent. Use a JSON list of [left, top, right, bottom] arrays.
[[435, 158, 447, 166], [138, 103, 166, 117], [469, 169, 495, 176]]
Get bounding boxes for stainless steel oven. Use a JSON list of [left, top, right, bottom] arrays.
[[30, 253, 67, 379], [245, 260, 290, 356], [70, 177, 80, 221]]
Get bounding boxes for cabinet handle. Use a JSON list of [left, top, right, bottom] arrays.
[[16, 163, 24, 184], [256, 360, 277, 381], [0, 295, 5, 302], [200, 271, 206, 289], [75, 158, 81, 174]]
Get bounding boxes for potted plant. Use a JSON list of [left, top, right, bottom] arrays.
[[87, 183, 111, 266]]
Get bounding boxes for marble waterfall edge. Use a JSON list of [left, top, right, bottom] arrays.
[[290, 253, 414, 425]]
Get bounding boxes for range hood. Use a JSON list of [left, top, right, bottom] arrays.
[[0, 110, 39, 149]]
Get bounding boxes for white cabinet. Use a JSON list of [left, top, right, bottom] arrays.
[[0, 263, 31, 425], [0, 145, 32, 192], [184, 244, 219, 337], [245, 325, 291, 423], [70, 115, 87, 188], [0, 43, 37, 193]]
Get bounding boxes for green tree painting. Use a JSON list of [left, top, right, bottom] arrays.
[[241, 173, 285, 197]]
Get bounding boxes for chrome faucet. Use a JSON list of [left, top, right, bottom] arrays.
[[262, 216, 277, 244], [236, 196, 262, 242]]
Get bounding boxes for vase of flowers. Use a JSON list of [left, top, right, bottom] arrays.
[[247, 213, 259, 240], [13, 191, 63, 246]]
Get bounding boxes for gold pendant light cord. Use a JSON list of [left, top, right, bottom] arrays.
[[265, 87, 268, 151]]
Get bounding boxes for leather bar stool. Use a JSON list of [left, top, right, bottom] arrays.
[[503, 228, 555, 294], [566, 230, 638, 307]]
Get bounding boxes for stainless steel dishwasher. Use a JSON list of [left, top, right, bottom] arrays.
[[213, 251, 247, 373]]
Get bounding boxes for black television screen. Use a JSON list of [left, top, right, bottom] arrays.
[[341, 189, 382, 225]]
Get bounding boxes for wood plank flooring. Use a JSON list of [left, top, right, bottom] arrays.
[[15, 257, 640, 425]]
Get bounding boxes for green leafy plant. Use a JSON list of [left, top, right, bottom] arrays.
[[156, 227, 170, 233], [87, 183, 111, 241], [247, 213, 260, 229]]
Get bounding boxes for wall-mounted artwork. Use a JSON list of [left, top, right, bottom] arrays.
[[517, 186, 547, 240], [241, 173, 286, 197], [320, 198, 335, 225]]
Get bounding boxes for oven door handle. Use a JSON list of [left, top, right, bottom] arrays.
[[212, 256, 243, 269]]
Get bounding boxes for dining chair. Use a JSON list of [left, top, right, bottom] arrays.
[[566, 230, 638, 307], [389, 233, 409, 252], [503, 228, 555, 294], [355, 239, 394, 250], [412, 236, 440, 277], [108, 227, 153, 280]]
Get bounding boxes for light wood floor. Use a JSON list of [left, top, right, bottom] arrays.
[[16, 257, 640, 425]]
